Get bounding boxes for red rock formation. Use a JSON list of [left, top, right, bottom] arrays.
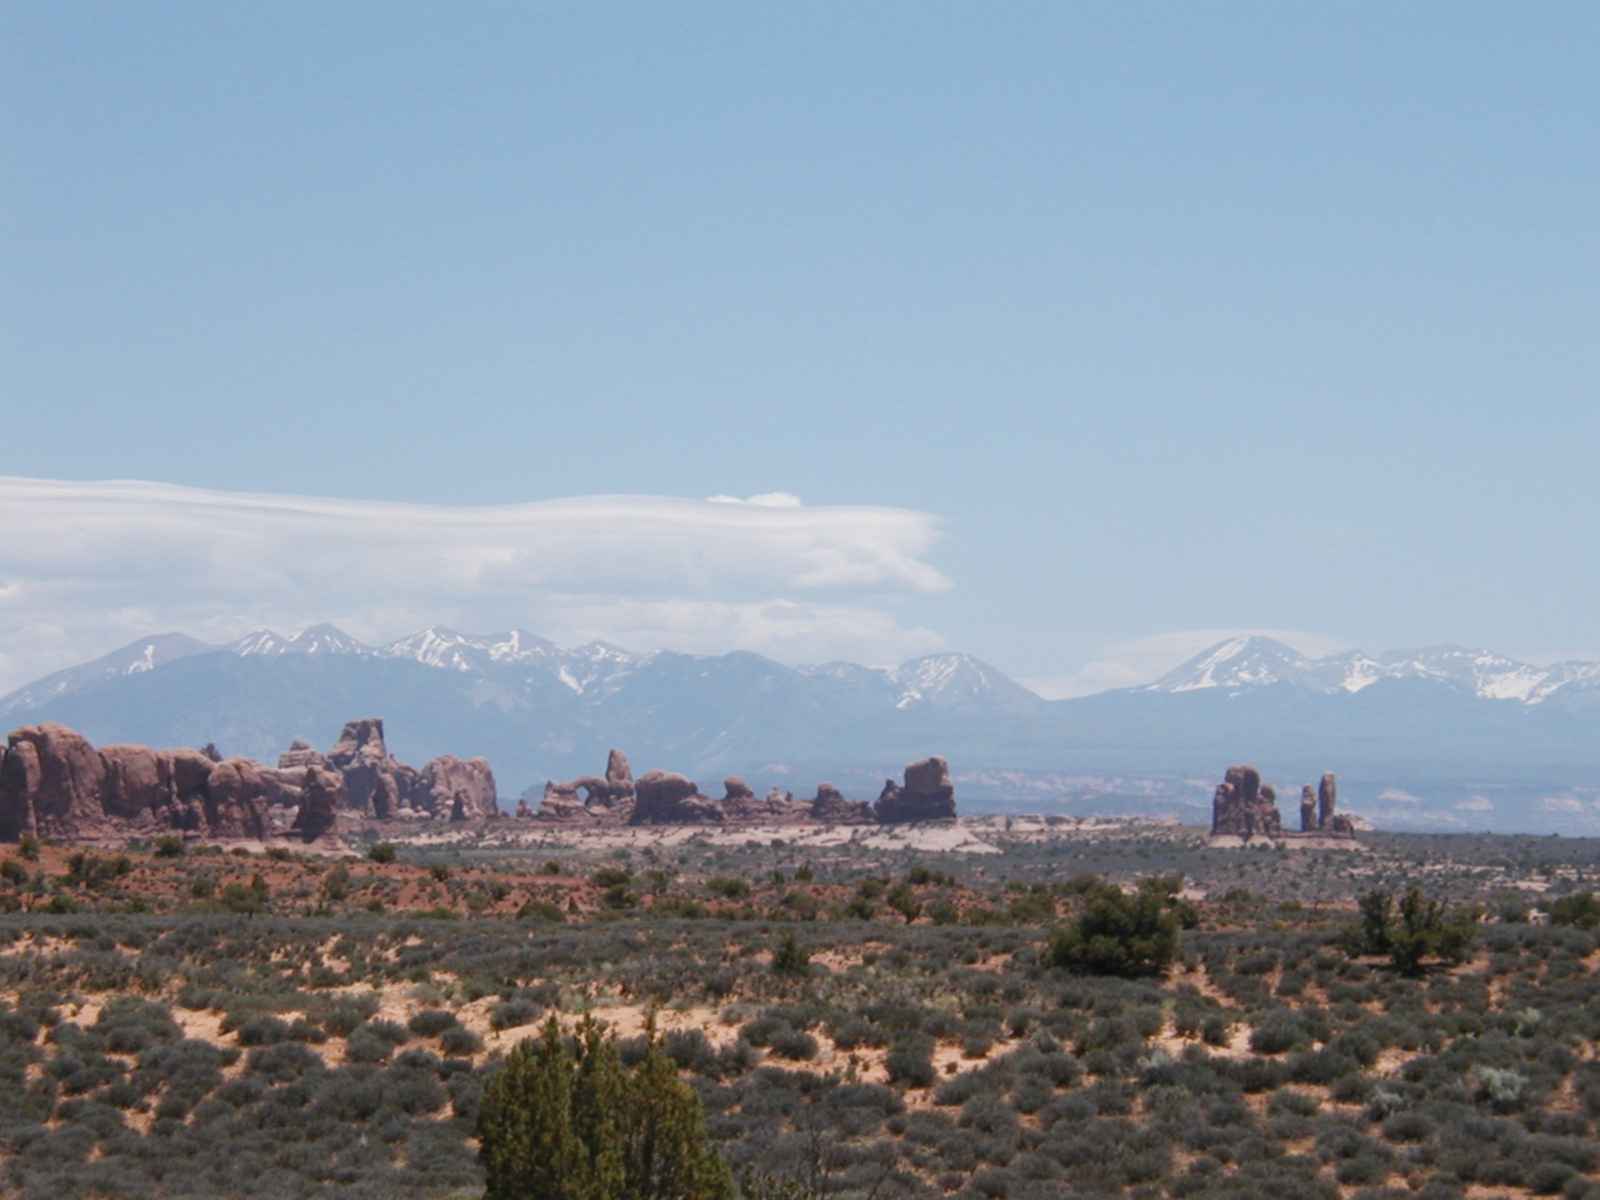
[[99, 744, 169, 822], [289, 767, 345, 841], [1210, 764, 1283, 838], [0, 724, 110, 840], [1256, 785, 1283, 836], [809, 783, 873, 824], [1318, 773, 1338, 830], [200, 758, 272, 839], [1300, 786, 1317, 833], [632, 770, 723, 823], [0, 716, 496, 844], [277, 739, 329, 771], [413, 755, 497, 820], [326, 718, 405, 818], [874, 756, 957, 823], [719, 778, 809, 822], [538, 748, 636, 822], [606, 749, 633, 792]]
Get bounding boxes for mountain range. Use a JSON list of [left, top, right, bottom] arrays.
[[1146, 635, 1600, 706], [3, 629, 1598, 833]]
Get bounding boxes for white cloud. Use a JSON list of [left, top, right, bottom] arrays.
[[1022, 628, 1352, 699], [1456, 795, 1495, 812], [1378, 787, 1423, 804], [705, 492, 804, 508], [1541, 794, 1588, 814], [0, 477, 950, 692]]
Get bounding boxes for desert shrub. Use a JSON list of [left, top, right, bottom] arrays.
[[768, 1028, 818, 1061], [407, 1009, 458, 1037], [235, 1015, 292, 1046], [345, 1027, 393, 1064], [366, 842, 397, 864], [491, 998, 542, 1031], [1249, 1011, 1305, 1056], [440, 1025, 483, 1057], [886, 1036, 936, 1088], [478, 1014, 733, 1200], [1471, 1066, 1527, 1112], [322, 995, 380, 1036], [246, 1041, 321, 1083], [771, 929, 810, 978], [1548, 892, 1600, 930]]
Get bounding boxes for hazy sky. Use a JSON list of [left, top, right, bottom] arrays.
[[3, 4, 1597, 697]]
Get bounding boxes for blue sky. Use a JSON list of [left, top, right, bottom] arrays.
[[3, 4, 1597, 695]]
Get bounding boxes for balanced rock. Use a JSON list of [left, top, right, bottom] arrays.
[[875, 756, 957, 823], [1300, 786, 1317, 833], [1210, 764, 1283, 839]]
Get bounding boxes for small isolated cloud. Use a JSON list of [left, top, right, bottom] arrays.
[[1456, 795, 1495, 813], [1378, 788, 1423, 805], [1541, 794, 1588, 814], [0, 477, 950, 692], [1023, 628, 1353, 699], [705, 492, 804, 508]]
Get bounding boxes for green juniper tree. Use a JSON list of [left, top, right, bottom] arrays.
[[1045, 877, 1181, 978], [477, 1013, 733, 1200]]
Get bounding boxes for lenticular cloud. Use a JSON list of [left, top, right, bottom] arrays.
[[0, 477, 950, 692]]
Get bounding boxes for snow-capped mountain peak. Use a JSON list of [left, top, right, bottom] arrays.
[[1146, 636, 1316, 694], [890, 653, 1045, 714], [0, 633, 213, 716], [380, 626, 561, 672], [288, 624, 370, 656], [230, 630, 290, 657], [230, 625, 369, 658]]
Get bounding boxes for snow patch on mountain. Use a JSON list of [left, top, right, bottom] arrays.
[[1148, 636, 1600, 704]]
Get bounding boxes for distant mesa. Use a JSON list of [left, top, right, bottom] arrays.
[[875, 756, 957, 823], [1209, 764, 1361, 847], [529, 751, 957, 826], [0, 717, 497, 845]]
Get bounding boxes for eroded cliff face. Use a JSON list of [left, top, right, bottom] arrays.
[[875, 756, 957, 823], [529, 753, 955, 827], [0, 716, 499, 843]]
